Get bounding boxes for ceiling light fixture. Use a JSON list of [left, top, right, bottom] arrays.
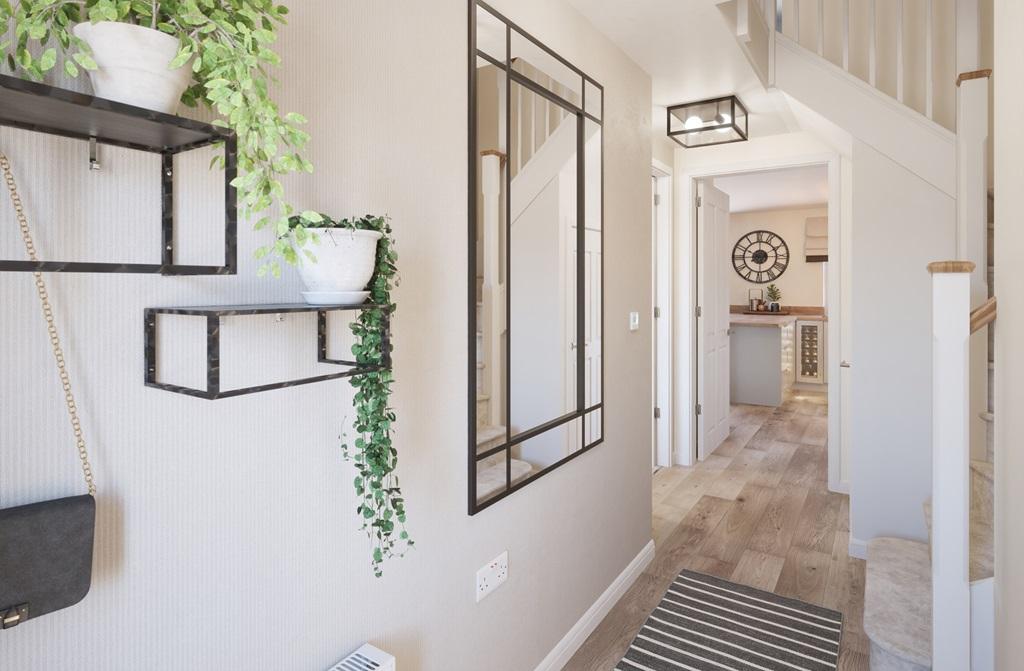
[[667, 95, 748, 148]]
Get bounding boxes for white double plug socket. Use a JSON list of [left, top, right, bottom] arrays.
[[476, 551, 508, 602]]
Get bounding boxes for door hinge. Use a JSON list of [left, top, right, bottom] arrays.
[[654, 407, 661, 419], [696, 195, 702, 207], [695, 403, 702, 416], [654, 306, 661, 319], [654, 193, 662, 206], [695, 306, 703, 318]]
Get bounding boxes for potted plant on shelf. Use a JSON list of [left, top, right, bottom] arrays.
[[765, 283, 782, 312], [1, 0, 320, 274], [287, 213, 385, 306], [334, 214, 412, 577]]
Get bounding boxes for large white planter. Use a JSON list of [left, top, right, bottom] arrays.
[[297, 228, 383, 295], [72, 22, 192, 114]]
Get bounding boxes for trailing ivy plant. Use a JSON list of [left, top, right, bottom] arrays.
[[0, 0, 322, 275], [295, 214, 412, 577]]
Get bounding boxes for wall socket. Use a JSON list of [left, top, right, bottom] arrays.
[[476, 551, 508, 602]]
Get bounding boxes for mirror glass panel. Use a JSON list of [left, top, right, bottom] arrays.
[[476, 4, 506, 63], [584, 79, 602, 120], [510, 30, 583, 107], [471, 2, 602, 514], [509, 80, 578, 438]]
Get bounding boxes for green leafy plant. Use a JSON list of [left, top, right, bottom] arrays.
[[329, 214, 412, 577], [0, 0, 321, 275], [765, 283, 782, 303]]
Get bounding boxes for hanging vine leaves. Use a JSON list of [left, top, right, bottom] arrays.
[[335, 214, 412, 577]]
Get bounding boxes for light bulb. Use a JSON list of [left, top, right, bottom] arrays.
[[684, 115, 703, 130]]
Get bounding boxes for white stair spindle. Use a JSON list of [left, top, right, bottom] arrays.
[[926, 0, 934, 119], [896, 0, 904, 103], [868, 0, 877, 87], [929, 262, 973, 670], [515, 84, 522, 174], [817, 0, 824, 56], [841, 0, 849, 70]]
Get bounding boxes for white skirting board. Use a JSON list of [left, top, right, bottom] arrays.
[[534, 539, 656, 671], [848, 536, 868, 560]]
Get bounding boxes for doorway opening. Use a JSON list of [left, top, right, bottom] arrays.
[[686, 159, 846, 495], [652, 160, 673, 472]]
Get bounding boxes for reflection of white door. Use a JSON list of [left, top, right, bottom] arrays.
[[584, 228, 602, 441], [697, 180, 731, 459]]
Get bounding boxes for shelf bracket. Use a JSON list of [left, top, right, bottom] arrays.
[[88, 137, 100, 171]]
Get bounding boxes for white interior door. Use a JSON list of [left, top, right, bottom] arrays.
[[697, 180, 731, 460]]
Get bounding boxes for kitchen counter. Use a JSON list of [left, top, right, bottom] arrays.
[[730, 314, 798, 328], [730, 317, 796, 406]]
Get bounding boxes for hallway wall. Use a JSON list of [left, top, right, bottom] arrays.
[[727, 205, 828, 307], [0, 2, 654, 669]]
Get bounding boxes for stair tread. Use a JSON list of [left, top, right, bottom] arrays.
[[971, 459, 993, 482], [864, 538, 932, 667], [476, 458, 533, 500], [476, 424, 506, 447]]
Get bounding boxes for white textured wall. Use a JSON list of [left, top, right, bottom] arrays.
[[848, 139, 955, 546], [0, 2, 654, 669], [727, 206, 828, 307]]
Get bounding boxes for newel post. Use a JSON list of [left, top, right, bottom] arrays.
[[929, 260, 974, 670]]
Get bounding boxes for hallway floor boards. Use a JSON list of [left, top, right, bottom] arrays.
[[563, 391, 868, 671]]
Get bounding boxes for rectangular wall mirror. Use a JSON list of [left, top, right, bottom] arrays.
[[469, 1, 604, 514]]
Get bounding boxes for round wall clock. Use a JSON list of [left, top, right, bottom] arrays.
[[732, 230, 789, 284]]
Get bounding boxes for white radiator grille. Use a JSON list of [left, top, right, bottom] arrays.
[[329, 644, 395, 671]]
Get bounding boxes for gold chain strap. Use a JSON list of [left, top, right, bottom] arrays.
[[0, 152, 96, 496]]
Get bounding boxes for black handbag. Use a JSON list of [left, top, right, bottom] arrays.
[[0, 151, 97, 630]]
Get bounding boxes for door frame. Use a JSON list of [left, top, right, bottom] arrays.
[[652, 159, 674, 470], [677, 151, 847, 494]]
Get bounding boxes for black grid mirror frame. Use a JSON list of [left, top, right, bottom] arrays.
[[468, 0, 604, 514]]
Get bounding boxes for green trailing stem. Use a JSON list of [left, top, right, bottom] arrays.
[[294, 214, 412, 577], [0, 0, 322, 276]]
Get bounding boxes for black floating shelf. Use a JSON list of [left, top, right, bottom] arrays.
[[0, 74, 237, 275], [144, 303, 391, 400]]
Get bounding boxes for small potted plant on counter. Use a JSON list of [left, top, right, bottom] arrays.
[[2, 1, 322, 275], [765, 283, 782, 312]]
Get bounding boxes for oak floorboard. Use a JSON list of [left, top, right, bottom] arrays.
[[698, 482, 775, 564], [775, 545, 832, 604], [791, 489, 843, 554], [746, 485, 810, 556], [730, 549, 786, 592]]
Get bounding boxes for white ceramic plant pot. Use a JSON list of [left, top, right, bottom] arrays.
[[72, 22, 193, 114], [297, 228, 383, 293]]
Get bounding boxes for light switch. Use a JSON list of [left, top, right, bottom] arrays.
[[629, 312, 640, 331]]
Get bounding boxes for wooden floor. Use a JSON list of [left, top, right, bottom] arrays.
[[564, 391, 869, 671]]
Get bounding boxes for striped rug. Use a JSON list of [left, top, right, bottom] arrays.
[[616, 570, 843, 671]]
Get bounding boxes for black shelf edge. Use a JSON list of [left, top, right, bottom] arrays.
[[148, 302, 387, 316], [0, 260, 234, 274], [0, 74, 232, 154]]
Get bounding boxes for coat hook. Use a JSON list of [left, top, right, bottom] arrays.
[[88, 138, 100, 171]]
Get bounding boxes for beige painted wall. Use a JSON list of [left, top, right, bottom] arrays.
[[728, 206, 827, 307], [0, 2, 654, 669], [994, 1, 1023, 665]]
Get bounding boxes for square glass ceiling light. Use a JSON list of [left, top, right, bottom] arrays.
[[667, 95, 748, 148]]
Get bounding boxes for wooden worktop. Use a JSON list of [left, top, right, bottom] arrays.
[[730, 314, 798, 328]]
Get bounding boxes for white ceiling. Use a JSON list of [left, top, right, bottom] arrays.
[[713, 164, 829, 212], [565, 0, 797, 138]]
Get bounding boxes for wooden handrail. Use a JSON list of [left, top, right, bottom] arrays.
[[927, 260, 975, 274], [970, 296, 997, 334], [480, 149, 508, 166], [956, 68, 993, 87]]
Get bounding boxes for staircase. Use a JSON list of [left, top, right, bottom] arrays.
[[714, 3, 995, 669]]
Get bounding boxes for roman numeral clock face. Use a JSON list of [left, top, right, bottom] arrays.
[[732, 230, 790, 284]]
